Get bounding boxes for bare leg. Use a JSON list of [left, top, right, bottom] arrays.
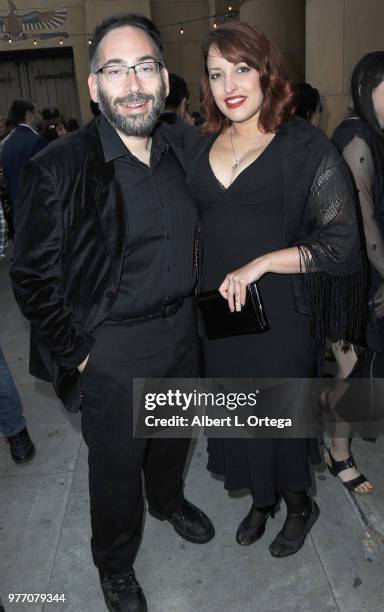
[[326, 344, 373, 494], [332, 343, 358, 378]]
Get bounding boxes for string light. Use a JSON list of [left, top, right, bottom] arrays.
[[0, 11, 239, 45]]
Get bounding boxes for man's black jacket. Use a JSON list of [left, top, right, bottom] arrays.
[[10, 117, 188, 412]]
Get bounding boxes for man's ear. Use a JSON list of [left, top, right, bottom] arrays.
[[88, 73, 98, 103], [162, 66, 170, 98]]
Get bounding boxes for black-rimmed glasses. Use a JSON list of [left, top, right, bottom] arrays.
[[96, 61, 163, 82]]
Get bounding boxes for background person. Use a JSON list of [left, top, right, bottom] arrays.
[[161, 73, 193, 125], [40, 107, 62, 141], [0, 116, 13, 149], [0, 341, 35, 464], [1, 99, 46, 222], [66, 117, 79, 132], [0, 117, 15, 237], [327, 52, 384, 494], [294, 82, 323, 127], [294, 80, 373, 493]]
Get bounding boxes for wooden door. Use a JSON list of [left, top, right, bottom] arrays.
[[0, 48, 81, 122]]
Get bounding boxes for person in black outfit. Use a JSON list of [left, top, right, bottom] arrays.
[[334, 53, 384, 352], [161, 73, 191, 125], [10, 14, 213, 612], [187, 22, 366, 558], [294, 82, 323, 127], [326, 52, 384, 493]]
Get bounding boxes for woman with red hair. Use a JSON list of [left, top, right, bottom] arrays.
[[187, 22, 366, 557]]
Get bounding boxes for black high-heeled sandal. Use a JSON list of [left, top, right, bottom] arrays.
[[269, 498, 319, 558], [324, 447, 374, 494], [236, 504, 275, 546]]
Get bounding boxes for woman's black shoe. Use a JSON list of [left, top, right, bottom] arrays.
[[269, 498, 319, 558], [236, 504, 275, 546], [324, 447, 373, 494]]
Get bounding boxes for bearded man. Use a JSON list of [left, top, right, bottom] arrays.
[[10, 14, 213, 612]]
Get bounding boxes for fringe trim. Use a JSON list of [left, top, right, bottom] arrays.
[[298, 246, 367, 349]]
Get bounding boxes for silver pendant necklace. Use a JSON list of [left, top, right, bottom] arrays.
[[229, 126, 269, 176], [230, 125, 240, 174]]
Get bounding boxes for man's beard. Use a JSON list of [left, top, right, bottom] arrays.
[[97, 79, 167, 137]]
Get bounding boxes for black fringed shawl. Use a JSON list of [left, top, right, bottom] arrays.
[[280, 116, 367, 346], [181, 115, 367, 347]]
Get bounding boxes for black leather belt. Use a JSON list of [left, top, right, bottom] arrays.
[[107, 297, 184, 324]]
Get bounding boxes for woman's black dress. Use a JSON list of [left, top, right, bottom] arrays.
[[189, 132, 318, 506]]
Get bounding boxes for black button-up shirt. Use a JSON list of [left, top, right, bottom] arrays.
[[98, 116, 197, 319]]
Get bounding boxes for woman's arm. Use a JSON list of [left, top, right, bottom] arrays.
[[219, 247, 301, 312], [342, 135, 384, 317]]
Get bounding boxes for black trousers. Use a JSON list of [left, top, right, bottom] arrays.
[[80, 298, 198, 574]]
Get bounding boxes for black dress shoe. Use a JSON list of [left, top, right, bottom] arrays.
[[5, 427, 35, 464], [269, 499, 320, 558], [99, 570, 147, 612], [236, 503, 275, 546], [150, 499, 215, 544]]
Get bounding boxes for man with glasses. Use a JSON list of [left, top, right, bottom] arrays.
[[11, 14, 213, 612]]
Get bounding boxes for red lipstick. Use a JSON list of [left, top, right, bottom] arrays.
[[225, 96, 246, 108]]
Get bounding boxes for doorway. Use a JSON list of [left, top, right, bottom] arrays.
[[0, 47, 81, 122]]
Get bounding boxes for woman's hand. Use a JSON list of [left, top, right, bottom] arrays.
[[219, 256, 270, 312], [218, 248, 302, 312]]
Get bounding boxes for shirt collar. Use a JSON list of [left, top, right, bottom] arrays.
[[97, 114, 169, 163], [18, 123, 39, 136]]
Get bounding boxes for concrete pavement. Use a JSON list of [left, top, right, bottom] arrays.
[[0, 256, 383, 612]]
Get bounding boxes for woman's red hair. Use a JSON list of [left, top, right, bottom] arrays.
[[200, 21, 296, 134]]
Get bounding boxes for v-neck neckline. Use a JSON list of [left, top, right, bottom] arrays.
[[208, 130, 280, 192]]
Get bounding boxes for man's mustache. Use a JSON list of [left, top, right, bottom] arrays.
[[115, 94, 154, 104]]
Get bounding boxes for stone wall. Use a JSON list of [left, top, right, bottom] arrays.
[[306, 0, 384, 136]]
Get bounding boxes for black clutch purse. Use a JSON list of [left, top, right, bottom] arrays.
[[197, 281, 270, 339]]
